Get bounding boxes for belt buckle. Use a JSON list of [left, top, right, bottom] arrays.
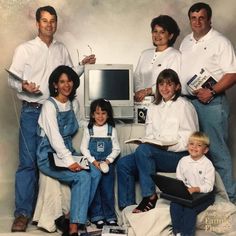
[[23, 101, 41, 109], [34, 103, 41, 109]]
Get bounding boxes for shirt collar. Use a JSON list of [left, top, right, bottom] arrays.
[[190, 28, 213, 43], [160, 98, 174, 107], [36, 36, 57, 46], [188, 154, 206, 163]]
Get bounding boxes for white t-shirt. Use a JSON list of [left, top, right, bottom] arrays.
[[145, 96, 199, 152], [176, 155, 215, 193], [80, 123, 121, 164], [134, 47, 181, 94], [180, 28, 236, 95]]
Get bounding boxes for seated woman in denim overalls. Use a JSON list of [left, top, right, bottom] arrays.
[[80, 99, 121, 229], [37, 65, 100, 236]]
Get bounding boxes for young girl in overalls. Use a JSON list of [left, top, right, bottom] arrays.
[[80, 98, 121, 229], [37, 65, 100, 236]]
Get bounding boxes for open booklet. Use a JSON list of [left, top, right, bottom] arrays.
[[124, 138, 177, 147], [101, 225, 127, 236], [5, 68, 43, 95], [187, 68, 217, 94], [53, 153, 90, 170]]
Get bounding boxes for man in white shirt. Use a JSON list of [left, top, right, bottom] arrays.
[[8, 6, 95, 232], [180, 2, 236, 204]]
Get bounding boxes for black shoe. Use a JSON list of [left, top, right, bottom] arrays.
[[69, 233, 79, 236], [55, 215, 69, 233], [78, 223, 86, 232], [62, 232, 79, 236], [106, 220, 118, 226], [93, 220, 105, 229]]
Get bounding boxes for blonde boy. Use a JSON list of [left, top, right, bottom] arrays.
[[170, 132, 215, 236]]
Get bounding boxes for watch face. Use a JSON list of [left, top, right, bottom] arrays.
[[211, 89, 216, 96]]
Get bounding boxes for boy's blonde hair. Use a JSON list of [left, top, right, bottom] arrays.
[[188, 131, 210, 147]]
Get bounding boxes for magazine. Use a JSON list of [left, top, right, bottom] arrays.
[[5, 69, 24, 82], [187, 68, 217, 94], [6, 68, 43, 95], [102, 225, 127, 236], [53, 153, 90, 170], [124, 138, 177, 147]]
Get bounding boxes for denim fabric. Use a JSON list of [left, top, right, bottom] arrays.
[[89, 163, 116, 222], [88, 126, 117, 222], [37, 98, 94, 224], [135, 144, 188, 197], [117, 144, 187, 209], [117, 153, 138, 209], [15, 104, 41, 218], [170, 195, 214, 236], [88, 164, 102, 206], [191, 95, 236, 202]]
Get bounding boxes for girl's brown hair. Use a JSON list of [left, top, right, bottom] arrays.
[[154, 69, 181, 105]]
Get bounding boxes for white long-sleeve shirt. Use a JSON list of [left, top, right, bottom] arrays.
[[145, 96, 199, 152], [134, 47, 181, 94], [176, 155, 215, 193], [8, 36, 84, 103], [80, 124, 121, 164], [38, 98, 86, 167]]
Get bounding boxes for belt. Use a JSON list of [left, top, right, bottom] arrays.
[[22, 100, 42, 109]]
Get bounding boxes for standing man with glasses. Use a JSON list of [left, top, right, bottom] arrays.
[[180, 2, 236, 203], [8, 5, 95, 232]]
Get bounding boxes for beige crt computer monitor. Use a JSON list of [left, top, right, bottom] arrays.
[[84, 64, 134, 120]]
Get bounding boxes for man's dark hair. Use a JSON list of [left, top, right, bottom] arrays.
[[188, 2, 212, 20], [150, 15, 180, 47], [36, 5, 57, 22]]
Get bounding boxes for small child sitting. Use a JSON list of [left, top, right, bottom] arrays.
[[80, 98, 121, 229], [170, 131, 215, 236]]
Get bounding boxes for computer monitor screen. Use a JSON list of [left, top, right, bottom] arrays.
[[89, 70, 129, 100], [84, 64, 134, 119]]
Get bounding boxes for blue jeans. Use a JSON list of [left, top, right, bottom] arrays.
[[89, 163, 116, 222], [117, 154, 138, 209], [117, 144, 187, 209], [89, 165, 102, 207], [191, 95, 236, 202], [15, 105, 41, 218], [170, 195, 214, 236], [38, 160, 92, 224]]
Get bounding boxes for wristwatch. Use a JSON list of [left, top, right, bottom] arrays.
[[209, 87, 217, 97]]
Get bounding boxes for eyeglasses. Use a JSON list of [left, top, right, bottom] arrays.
[[87, 45, 93, 55], [77, 45, 93, 65]]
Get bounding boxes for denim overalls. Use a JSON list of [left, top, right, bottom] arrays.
[[37, 97, 92, 224], [88, 125, 117, 222]]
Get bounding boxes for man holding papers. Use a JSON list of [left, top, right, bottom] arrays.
[[8, 6, 95, 232]]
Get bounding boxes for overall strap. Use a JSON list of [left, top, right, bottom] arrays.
[[107, 124, 113, 136], [88, 124, 112, 136], [89, 127, 94, 136], [48, 97, 59, 114]]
